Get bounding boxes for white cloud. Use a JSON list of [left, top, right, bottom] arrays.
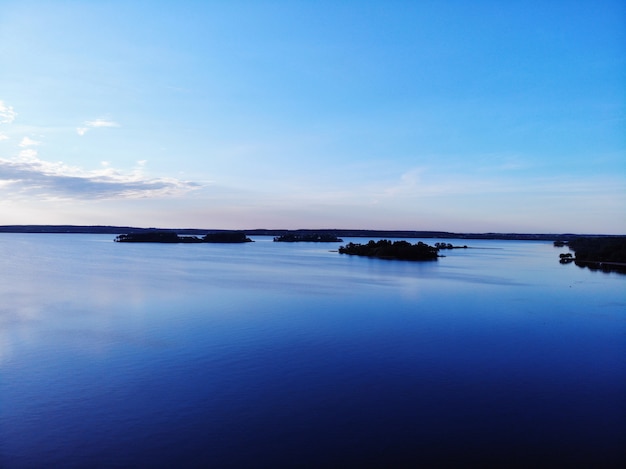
[[0, 105, 198, 200], [19, 137, 40, 147], [0, 134, 8, 141], [77, 118, 120, 136], [0, 152, 200, 200], [0, 101, 17, 124]]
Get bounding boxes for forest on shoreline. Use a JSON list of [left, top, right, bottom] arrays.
[[114, 232, 252, 243], [556, 237, 626, 274]]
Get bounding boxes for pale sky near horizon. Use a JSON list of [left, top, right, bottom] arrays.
[[1, 1, 624, 233]]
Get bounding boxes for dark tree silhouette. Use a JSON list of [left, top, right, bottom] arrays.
[[115, 231, 252, 243], [338, 240, 439, 261]]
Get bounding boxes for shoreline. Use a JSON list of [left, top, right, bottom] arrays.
[[1, 225, 622, 240]]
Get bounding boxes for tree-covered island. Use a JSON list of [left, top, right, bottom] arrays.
[[338, 240, 439, 261], [115, 231, 252, 243]]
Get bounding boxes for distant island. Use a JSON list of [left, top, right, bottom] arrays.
[[339, 240, 439, 261], [274, 233, 343, 242], [555, 236, 626, 274], [115, 231, 252, 243], [434, 242, 468, 250]]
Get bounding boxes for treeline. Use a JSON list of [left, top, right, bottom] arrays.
[[115, 231, 252, 243], [566, 237, 626, 263], [251, 230, 577, 240], [339, 240, 439, 261]]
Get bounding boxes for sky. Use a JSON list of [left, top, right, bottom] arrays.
[[0, 0, 624, 233]]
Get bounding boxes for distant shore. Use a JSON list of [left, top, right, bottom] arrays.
[[1, 225, 620, 241]]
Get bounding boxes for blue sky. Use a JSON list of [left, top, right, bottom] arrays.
[[1, 0, 624, 233]]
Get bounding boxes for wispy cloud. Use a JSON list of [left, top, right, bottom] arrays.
[[0, 151, 200, 200], [0, 100, 16, 142], [86, 119, 119, 128], [382, 167, 428, 197], [77, 118, 120, 136], [0, 101, 17, 124]]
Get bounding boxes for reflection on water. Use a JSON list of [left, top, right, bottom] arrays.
[[0, 234, 624, 467]]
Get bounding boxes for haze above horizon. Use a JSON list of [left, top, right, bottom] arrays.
[[1, 1, 624, 233]]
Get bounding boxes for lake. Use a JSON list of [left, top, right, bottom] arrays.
[[1, 234, 624, 468]]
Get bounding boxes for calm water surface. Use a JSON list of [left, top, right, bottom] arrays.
[[1, 234, 624, 467]]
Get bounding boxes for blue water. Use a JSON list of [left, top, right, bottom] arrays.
[[1, 234, 624, 467]]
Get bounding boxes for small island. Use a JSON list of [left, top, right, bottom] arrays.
[[338, 240, 439, 261], [274, 233, 343, 242], [434, 242, 468, 250], [115, 231, 253, 243]]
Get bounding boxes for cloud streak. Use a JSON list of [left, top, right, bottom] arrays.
[[0, 101, 16, 141], [0, 152, 200, 200], [77, 118, 120, 136]]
